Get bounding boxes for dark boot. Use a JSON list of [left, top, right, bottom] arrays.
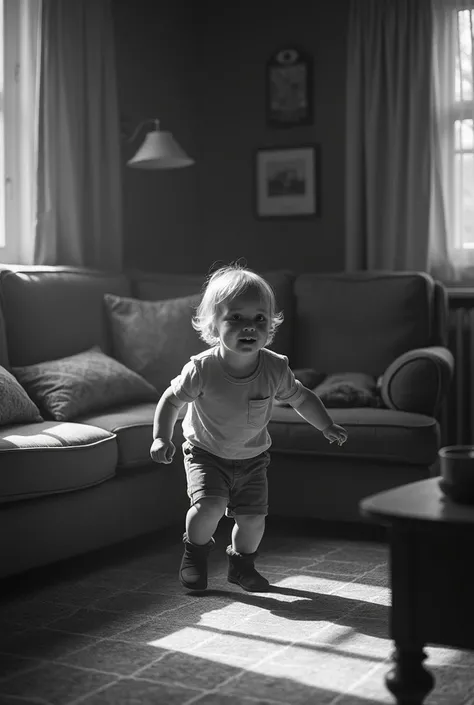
[[179, 533, 215, 591], [226, 545, 270, 592]]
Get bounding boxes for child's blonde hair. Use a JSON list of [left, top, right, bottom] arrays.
[[193, 263, 284, 347]]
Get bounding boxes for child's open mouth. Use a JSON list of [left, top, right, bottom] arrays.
[[239, 337, 256, 343]]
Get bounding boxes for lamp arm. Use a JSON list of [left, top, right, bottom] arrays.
[[127, 119, 160, 144]]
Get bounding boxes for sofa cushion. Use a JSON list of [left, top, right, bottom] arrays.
[[128, 269, 296, 359], [0, 422, 117, 503], [0, 301, 9, 368], [13, 347, 158, 422], [104, 293, 207, 393], [293, 271, 436, 377], [269, 406, 439, 466], [314, 372, 383, 408], [0, 365, 43, 425], [0, 266, 131, 366], [274, 370, 381, 408], [80, 403, 186, 469]]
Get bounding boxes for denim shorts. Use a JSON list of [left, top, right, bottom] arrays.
[[182, 440, 270, 517]]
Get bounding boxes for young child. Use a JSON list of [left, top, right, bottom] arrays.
[[150, 264, 348, 593]]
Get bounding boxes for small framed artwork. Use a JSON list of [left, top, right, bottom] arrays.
[[266, 47, 313, 127], [254, 145, 320, 219]]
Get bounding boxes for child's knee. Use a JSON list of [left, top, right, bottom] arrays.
[[235, 514, 266, 529], [194, 496, 227, 517]]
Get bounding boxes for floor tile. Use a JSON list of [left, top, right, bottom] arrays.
[[327, 545, 388, 563], [46, 607, 150, 639], [78, 677, 203, 704], [81, 567, 158, 590], [0, 662, 117, 704], [114, 623, 218, 651], [254, 648, 386, 692], [136, 650, 241, 689], [216, 669, 339, 705], [187, 631, 287, 665], [303, 560, 371, 578], [0, 627, 101, 661], [0, 600, 78, 629], [0, 653, 41, 681], [0, 695, 42, 705], [257, 555, 326, 571], [24, 580, 124, 608], [191, 694, 279, 705], [58, 637, 167, 676], [88, 590, 188, 615]]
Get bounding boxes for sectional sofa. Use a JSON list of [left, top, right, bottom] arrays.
[[0, 266, 453, 578]]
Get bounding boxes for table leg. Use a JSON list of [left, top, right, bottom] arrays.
[[386, 526, 435, 704], [385, 644, 435, 704]]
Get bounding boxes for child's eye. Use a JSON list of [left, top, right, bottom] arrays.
[[256, 314, 266, 322], [229, 314, 240, 321]]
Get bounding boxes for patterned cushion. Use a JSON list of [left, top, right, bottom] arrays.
[[315, 372, 383, 408], [0, 365, 43, 426], [13, 347, 158, 422], [103, 293, 207, 392]]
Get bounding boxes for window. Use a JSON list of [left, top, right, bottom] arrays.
[[0, 0, 41, 265], [0, 0, 4, 251], [453, 9, 474, 251], [0, 0, 22, 263]]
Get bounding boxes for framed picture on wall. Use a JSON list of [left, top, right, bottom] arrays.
[[254, 145, 320, 219], [266, 47, 313, 127]]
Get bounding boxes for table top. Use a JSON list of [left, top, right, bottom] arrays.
[[360, 477, 474, 527]]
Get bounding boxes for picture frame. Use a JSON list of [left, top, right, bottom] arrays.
[[254, 145, 320, 219], [266, 47, 313, 128]]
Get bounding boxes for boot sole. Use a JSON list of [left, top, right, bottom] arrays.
[[227, 576, 270, 592], [180, 579, 207, 591]]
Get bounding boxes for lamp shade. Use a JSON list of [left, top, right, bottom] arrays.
[[127, 130, 194, 169]]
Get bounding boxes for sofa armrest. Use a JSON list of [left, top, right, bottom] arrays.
[[379, 346, 454, 417]]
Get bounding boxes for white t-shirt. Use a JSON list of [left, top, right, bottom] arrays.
[[170, 346, 304, 459]]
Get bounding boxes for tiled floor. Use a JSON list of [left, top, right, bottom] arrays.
[[0, 519, 473, 705]]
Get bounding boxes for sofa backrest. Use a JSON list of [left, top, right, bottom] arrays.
[[128, 269, 296, 359], [292, 271, 447, 377], [0, 266, 131, 367], [0, 301, 9, 369]]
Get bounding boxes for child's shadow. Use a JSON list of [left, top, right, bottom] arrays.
[[202, 584, 389, 639]]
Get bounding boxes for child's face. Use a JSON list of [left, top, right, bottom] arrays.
[[216, 289, 271, 358]]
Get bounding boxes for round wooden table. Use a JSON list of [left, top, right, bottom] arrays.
[[360, 477, 474, 704]]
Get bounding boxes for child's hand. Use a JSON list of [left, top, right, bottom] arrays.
[[150, 438, 176, 464], [323, 423, 348, 447]]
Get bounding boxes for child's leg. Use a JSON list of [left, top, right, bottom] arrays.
[[231, 514, 265, 553], [225, 451, 270, 592], [180, 497, 227, 591], [186, 497, 228, 545], [227, 514, 269, 592]]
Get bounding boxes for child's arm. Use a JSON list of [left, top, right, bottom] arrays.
[[150, 386, 186, 464], [290, 386, 348, 445]]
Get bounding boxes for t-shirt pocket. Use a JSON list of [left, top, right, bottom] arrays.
[[248, 397, 271, 427]]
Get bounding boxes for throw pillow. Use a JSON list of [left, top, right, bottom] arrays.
[[0, 365, 43, 425], [103, 293, 207, 392], [314, 372, 383, 408], [13, 347, 158, 422], [379, 348, 452, 415]]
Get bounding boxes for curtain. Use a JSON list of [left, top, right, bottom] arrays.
[[3, 0, 41, 264], [34, 0, 122, 271], [345, 0, 433, 272], [429, 0, 474, 283]]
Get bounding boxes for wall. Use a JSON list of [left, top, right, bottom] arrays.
[[113, 0, 350, 274], [113, 0, 201, 272]]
